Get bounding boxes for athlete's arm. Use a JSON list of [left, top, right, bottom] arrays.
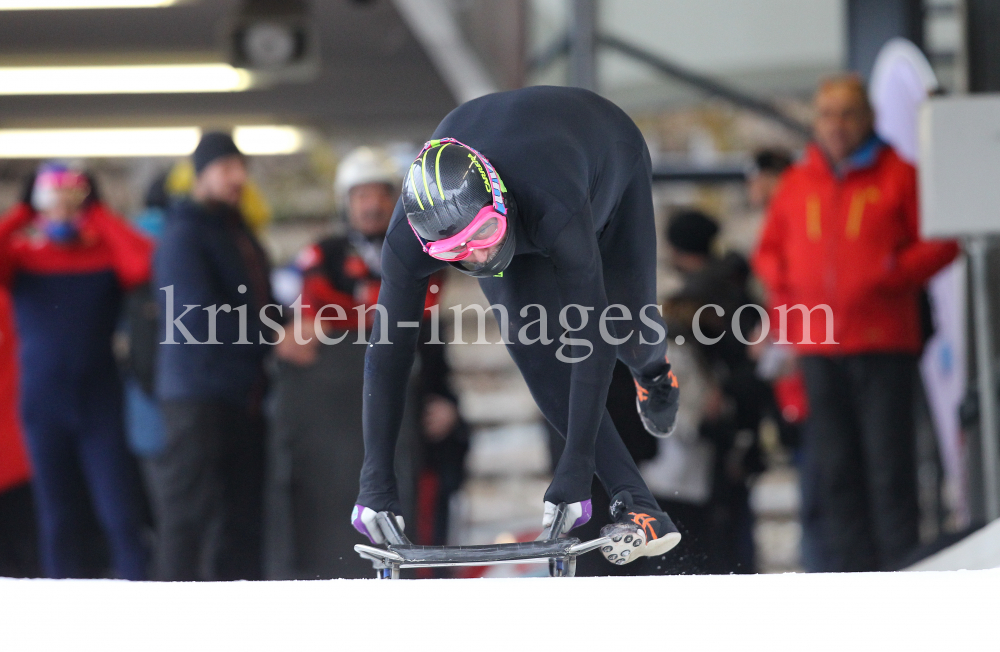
[[879, 165, 959, 291], [544, 210, 617, 505], [356, 206, 446, 514]]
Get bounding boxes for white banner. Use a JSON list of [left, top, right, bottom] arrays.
[[870, 38, 969, 525]]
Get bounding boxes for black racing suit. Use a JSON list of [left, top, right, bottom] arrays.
[[357, 86, 670, 515]]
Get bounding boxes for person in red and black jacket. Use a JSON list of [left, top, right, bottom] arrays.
[[275, 147, 466, 576], [279, 147, 448, 356], [753, 76, 959, 572], [0, 163, 152, 580]]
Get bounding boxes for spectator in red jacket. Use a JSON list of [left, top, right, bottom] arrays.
[[0, 164, 153, 579], [753, 76, 958, 572]]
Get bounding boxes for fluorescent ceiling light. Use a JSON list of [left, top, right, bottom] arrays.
[[0, 64, 250, 95], [233, 126, 303, 156], [0, 1, 177, 9], [0, 126, 305, 158]]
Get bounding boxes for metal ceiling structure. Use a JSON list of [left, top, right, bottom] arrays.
[[0, 0, 459, 138]]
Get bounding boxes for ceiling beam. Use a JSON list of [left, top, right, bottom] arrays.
[[391, 0, 498, 104]]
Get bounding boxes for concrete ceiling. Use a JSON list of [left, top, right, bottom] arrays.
[[0, 0, 459, 138]]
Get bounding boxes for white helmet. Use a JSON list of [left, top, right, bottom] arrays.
[[334, 146, 401, 205]]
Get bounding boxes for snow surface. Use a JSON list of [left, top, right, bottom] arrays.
[[909, 519, 1000, 572], [3, 570, 999, 651]]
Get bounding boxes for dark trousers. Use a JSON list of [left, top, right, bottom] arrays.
[[21, 393, 146, 580], [478, 160, 667, 510], [797, 422, 829, 572], [799, 354, 919, 571], [153, 400, 265, 581], [0, 482, 39, 578], [268, 343, 388, 580]]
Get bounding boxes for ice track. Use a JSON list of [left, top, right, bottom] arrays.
[[2, 569, 999, 651]]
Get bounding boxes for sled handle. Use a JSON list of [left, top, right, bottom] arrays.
[[538, 503, 569, 541], [375, 511, 412, 546]]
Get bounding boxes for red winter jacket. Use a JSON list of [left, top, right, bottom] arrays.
[[0, 201, 153, 291], [753, 141, 959, 356], [296, 234, 443, 333]]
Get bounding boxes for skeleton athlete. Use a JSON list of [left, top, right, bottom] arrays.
[[352, 86, 682, 564]]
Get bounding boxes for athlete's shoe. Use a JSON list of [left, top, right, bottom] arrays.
[[632, 358, 680, 437], [599, 491, 681, 565]]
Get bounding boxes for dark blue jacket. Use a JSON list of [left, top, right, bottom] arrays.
[[154, 198, 273, 404]]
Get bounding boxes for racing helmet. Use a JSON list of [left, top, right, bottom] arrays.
[[401, 139, 516, 278]]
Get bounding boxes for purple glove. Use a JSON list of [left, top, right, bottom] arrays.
[[542, 500, 592, 536], [352, 504, 405, 545]]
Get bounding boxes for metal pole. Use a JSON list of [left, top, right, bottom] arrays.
[[599, 35, 811, 138], [531, 32, 811, 137], [969, 236, 1000, 521], [568, 0, 596, 91]]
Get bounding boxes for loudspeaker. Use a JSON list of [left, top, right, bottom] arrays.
[[230, 0, 318, 83]]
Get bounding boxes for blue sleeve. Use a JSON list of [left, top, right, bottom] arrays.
[[154, 219, 218, 344]]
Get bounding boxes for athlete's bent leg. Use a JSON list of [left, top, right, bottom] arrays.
[[599, 155, 679, 436], [478, 254, 659, 518], [598, 156, 668, 376]]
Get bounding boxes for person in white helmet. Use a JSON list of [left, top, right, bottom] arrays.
[[272, 147, 466, 578], [278, 147, 406, 365]]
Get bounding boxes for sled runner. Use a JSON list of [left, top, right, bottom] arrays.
[[355, 503, 610, 579]]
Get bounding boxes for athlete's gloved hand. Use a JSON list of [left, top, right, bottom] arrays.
[[351, 504, 406, 545], [541, 499, 592, 537]]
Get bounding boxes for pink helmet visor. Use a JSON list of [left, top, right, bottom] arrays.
[[406, 137, 509, 259], [424, 205, 507, 261]]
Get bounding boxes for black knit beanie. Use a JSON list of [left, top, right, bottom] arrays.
[[193, 132, 243, 176], [666, 210, 719, 256]]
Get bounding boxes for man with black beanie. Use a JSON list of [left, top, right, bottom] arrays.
[[152, 131, 273, 580], [666, 210, 720, 271]]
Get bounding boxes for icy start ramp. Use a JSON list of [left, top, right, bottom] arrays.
[[2, 570, 998, 651]]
